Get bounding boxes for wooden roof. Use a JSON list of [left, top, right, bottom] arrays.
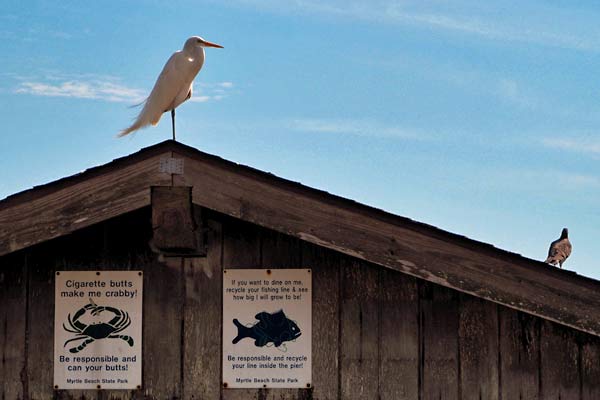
[[2, 140, 600, 336]]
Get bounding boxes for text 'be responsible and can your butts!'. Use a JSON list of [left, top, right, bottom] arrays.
[[54, 271, 143, 390]]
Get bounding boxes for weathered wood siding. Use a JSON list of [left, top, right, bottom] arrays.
[[1, 208, 599, 400]]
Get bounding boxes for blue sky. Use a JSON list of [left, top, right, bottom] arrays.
[[1, 1, 598, 278]]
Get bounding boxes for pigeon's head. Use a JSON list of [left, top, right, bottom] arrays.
[[561, 228, 569, 238], [184, 36, 223, 52]]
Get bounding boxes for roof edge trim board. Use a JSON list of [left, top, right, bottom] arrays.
[[172, 149, 600, 338], [0, 152, 173, 256]]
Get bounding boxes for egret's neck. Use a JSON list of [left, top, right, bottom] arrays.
[[185, 47, 205, 64]]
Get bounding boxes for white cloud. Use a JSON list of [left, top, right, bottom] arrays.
[[495, 78, 539, 110], [222, 0, 600, 52], [288, 118, 428, 139], [14, 75, 234, 104], [15, 79, 146, 103], [541, 170, 600, 189], [558, 173, 600, 187], [388, 10, 598, 51], [189, 95, 211, 103], [32, 29, 72, 40], [542, 137, 600, 156], [0, 30, 16, 39], [192, 81, 235, 102], [495, 168, 600, 191], [1, 20, 73, 42]]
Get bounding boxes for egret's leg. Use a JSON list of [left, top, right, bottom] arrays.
[[171, 109, 176, 141]]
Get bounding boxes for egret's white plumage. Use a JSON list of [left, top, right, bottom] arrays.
[[119, 36, 223, 137]]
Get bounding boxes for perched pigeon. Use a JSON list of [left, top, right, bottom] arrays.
[[545, 228, 572, 268]]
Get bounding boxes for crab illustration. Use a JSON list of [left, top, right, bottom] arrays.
[[63, 299, 134, 353]]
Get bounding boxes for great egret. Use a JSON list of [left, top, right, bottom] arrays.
[[119, 36, 223, 139]]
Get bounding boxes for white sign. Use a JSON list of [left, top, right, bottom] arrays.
[[54, 270, 143, 390], [223, 269, 312, 389]]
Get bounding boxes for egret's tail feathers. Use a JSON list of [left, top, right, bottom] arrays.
[[117, 127, 133, 137], [117, 83, 171, 138], [128, 98, 148, 109], [117, 104, 165, 137], [118, 122, 143, 137]]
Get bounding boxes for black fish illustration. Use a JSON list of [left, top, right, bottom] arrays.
[[232, 310, 301, 347]]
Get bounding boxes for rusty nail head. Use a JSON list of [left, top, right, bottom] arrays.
[[96, 271, 100, 276], [266, 269, 272, 275], [223, 382, 228, 388]]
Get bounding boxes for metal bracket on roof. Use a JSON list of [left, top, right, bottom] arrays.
[[159, 157, 184, 175]]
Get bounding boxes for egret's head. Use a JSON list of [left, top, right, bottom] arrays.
[[184, 36, 223, 51]]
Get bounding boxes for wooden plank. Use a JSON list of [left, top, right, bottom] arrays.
[[420, 282, 459, 400], [260, 230, 308, 400], [0, 253, 27, 399], [458, 294, 498, 400], [540, 320, 580, 399], [260, 229, 302, 268], [183, 218, 223, 400], [339, 260, 380, 400], [222, 218, 262, 270], [498, 307, 539, 400], [302, 242, 340, 400], [221, 218, 263, 400], [26, 248, 56, 399], [140, 252, 183, 399], [173, 149, 600, 337], [379, 269, 419, 400], [0, 152, 171, 257], [92, 212, 153, 400], [581, 334, 600, 400]]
